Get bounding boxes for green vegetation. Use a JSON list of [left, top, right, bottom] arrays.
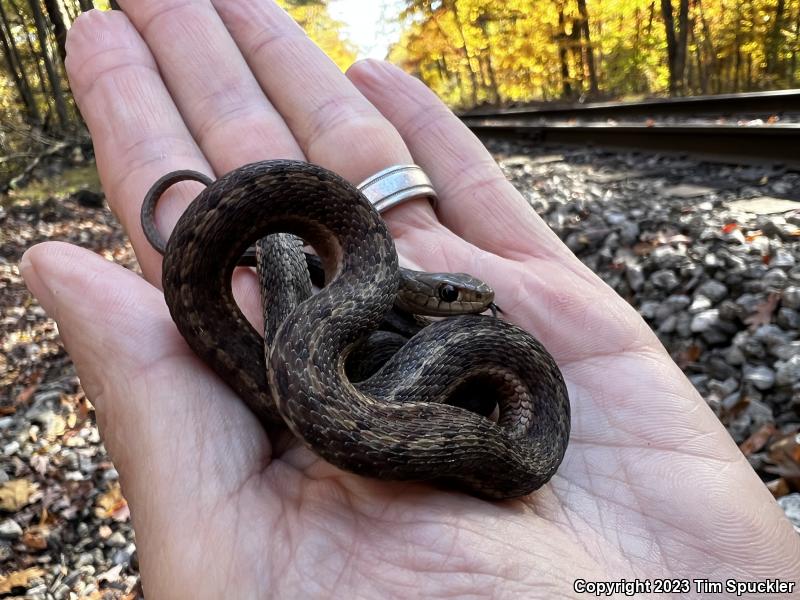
[[5, 163, 99, 205]]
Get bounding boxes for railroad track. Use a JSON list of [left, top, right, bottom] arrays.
[[461, 90, 800, 169]]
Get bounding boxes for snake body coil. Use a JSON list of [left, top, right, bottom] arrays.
[[160, 159, 570, 499]]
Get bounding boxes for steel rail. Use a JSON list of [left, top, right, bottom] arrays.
[[465, 120, 800, 168], [461, 89, 800, 120]]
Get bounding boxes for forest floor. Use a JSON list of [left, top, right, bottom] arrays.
[[2, 145, 800, 598], [1, 169, 140, 599]]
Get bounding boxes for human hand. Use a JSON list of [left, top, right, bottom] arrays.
[[21, 2, 799, 598]]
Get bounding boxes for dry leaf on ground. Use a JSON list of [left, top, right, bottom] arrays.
[[0, 567, 45, 594], [767, 430, 800, 478], [95, 483, 130, 522], [0, 479, 37, 512], [22, 524, 49, 550], [740, 423, 778, 457]]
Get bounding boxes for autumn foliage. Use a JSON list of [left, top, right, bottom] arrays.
[[389, 0, 800, 108]]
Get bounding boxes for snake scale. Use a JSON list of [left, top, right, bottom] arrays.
[[147, 159, 570, 499]]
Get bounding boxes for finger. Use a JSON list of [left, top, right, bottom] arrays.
[[115, 0, 304, 175], [66, 10, 263, 328], [114, 0, 441, 265], [65, 10, 211, 285], [347, 59, 573, 262], [210, 0, 438, 231], [19, 242, 270, 559]]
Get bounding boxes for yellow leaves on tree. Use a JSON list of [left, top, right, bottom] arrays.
[[390, 0, 800, 108], [275, 0, 358, 71]]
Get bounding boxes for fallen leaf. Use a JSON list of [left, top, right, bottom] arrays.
[[0, 479, 36, 512], [30, 453, 49, 476], [767, 430, 800, 477], [744, 293, 780, 331], [722, 222, 739, 234], [740, 423, 777, 456], [97, 563, 123, 584], [766, 478, 790, 498], [46, 414, 67, 442], [95, 483, 130, 522], [22, 525, 49, 550], [675, 344, 702, 369], [0, 567, 44, 594], [745, 229, 764, 243]]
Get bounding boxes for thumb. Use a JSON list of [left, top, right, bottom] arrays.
[[20, 241, 269, 531]]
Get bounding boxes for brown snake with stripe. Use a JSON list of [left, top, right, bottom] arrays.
[[142, 159, 570, 499]]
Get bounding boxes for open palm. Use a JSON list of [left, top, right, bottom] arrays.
[[21, 2, 798, 598]]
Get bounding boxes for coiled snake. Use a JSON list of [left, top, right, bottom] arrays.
[[142, 159, 570, 499]]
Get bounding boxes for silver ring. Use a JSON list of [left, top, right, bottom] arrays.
[[357, 164, 437, 213]]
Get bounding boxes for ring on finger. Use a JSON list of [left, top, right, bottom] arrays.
[[357, 164, 437, 214]]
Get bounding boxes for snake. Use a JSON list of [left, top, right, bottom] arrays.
[[141, 159, 570, 499]]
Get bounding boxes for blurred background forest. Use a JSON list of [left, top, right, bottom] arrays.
[[1, 0, 799, 190]]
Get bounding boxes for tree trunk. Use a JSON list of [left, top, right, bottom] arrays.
[[42, 0, 67, 67], [661, 0, 689, 95], [570, 15, 584, 93], [689, 20, 706, 94], [675, 0, 689, 92], [734, 3, 742, 91], [633, 7, 642, 92], [428, 3, 477, 107], [767, 0, 786, 75], [78, 0, 95, 11], [661, 0, 678, 94], [10, 0, 50, 105], [696, 0, 719, 93], [576, 0, 598, 95], [0, 0, 41, 124], [447, 0, 481, 106], [646, 1, 655, 38], [791, 7, 800, 84], [475, 16, 502, 105], [557, 6, 573, 98], [27, 0, 69, 129]]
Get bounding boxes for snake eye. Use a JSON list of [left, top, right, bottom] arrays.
[[438, 284, 459, 303]]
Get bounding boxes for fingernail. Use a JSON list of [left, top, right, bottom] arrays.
[[19, 249, 35, 282], [20, 246, 52, 308], [351, 58, 392, 79]]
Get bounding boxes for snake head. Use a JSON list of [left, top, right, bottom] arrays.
[[395, 271, 496, 317]]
